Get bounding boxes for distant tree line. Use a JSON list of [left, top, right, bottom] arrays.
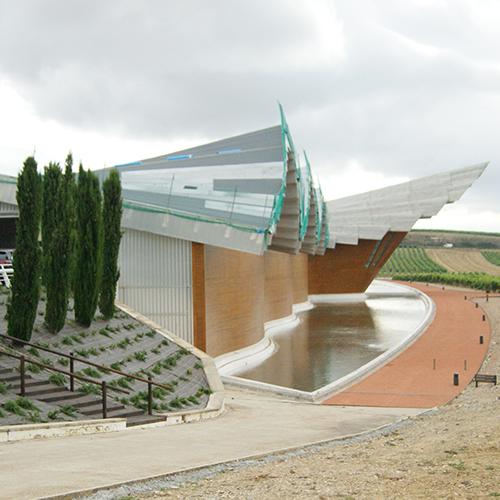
[[7, 155, 122, 341]]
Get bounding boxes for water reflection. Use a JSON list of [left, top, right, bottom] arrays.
[[236, 296, 426, 392]]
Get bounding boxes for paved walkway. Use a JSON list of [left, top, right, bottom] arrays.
[[323, 283, 491, 408], [0, 391, 419, 499]]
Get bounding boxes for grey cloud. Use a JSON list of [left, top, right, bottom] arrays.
[[0, 0, 498, 219]]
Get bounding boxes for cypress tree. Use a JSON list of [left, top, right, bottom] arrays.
[[74, 165, 102, 326], [8, 156, 42, 341], [41, 162, 59, 285], [44, 163, 71, 333], [99, 170, 123, 319], [64, 153, 77, 294]]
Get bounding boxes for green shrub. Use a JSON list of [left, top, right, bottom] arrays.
[[81, 367, 101, 379], [47, 409, 60, 420], [57, 357, 69, 367], [393, 272, 500, 292], [78, 383, 100, 395], [16, 397, 39, 411], [133, 351, 147, 362], [3, 400, 26, 416], [27, 347, 40, 357], [60, 405, 76, 417], [26, 363, 41, 374], [49, 373, 67, 387]]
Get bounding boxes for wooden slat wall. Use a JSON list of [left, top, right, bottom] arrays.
[[201, 247, 308, 357], [308, 231, 407, 294]]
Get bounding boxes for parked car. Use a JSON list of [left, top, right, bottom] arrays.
[[0, 249, 14, 262]]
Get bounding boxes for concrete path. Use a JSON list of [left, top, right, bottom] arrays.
[[0, 390, 420, 499], [324, 283, 491, 408]]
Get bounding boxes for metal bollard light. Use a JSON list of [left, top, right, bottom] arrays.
[[480, 335, 484, 344], [19, 355, 26, 396], [148, 376, 153, 415], [69, 352, 74, 392], [453, 373, 459, 386], [102, 381, 107, 419]]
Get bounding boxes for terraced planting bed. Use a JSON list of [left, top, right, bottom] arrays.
[[0, 287, 211, 426]]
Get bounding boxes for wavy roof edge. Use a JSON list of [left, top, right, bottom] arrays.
[[326, 162, 488, 247]]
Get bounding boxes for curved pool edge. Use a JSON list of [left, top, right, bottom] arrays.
[[220, 280, 436, 402], [215, 301, 314, 377]]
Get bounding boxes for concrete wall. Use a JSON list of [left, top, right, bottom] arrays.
[[118, 229, 194, 343], [308, 232, 407, 294]]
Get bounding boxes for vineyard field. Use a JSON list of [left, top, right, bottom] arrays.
[[427, 249, 500, 277], [379, 248, 446, 276], [482, 251, 500, 267]]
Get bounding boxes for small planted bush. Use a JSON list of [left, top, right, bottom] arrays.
[[81, 367, 101, 379], [57, 357, 69, 367], [4, 400, 26, 416], [49, 373, 67, 387], [99, 328, 112, 338], [117, 338, 131, 349], [78, 383, 100, 395], [27, 347, 40, 357], [0, 382, 9, 394], [16, 397, 39, 411], [26, 363, 41, 374], [62, 336, 74, 346], [60, 405, 76, 417], [116, 377, 133, 390], [47, 409, 60, 420], [133, 351, 147, 362]]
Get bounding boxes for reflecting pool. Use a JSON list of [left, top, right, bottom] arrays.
[[235, 295, 427, 392]]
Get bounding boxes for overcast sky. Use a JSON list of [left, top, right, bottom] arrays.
[[0, 0, 498, 231]]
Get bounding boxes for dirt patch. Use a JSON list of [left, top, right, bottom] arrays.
[[427, 248, 500, 276], [135, 296, 500, 499]]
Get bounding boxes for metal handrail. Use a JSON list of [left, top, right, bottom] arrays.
[[0, 346, 129, 418], [0, 330, 178, 417], [0, 332, 176, 392]]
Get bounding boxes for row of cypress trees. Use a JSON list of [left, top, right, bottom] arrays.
[[7, 155, 122, 341]]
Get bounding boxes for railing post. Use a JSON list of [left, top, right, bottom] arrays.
[[69, 352, 74, 392], [148, 376, 153, 416], [19, 355, 25, 396], [102, 381, 107, 419]]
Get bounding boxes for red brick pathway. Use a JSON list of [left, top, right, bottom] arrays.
[[323, 284, 491, 408]]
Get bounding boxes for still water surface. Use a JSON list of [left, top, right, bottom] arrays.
[[236, 296, 426, 392]]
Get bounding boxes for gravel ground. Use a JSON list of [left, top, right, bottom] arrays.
[[132, 296, 500, 499]]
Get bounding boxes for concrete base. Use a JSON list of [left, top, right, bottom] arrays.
[[0, 418, 126, 443]]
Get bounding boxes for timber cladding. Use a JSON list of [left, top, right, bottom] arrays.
[[308, 232, 407, 294], [198, 245, 308, 357]]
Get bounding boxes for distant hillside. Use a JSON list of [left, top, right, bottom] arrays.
[[402, 229, 500, 249]]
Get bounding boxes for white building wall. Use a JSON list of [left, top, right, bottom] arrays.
[[118, 229, 193, 343]]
